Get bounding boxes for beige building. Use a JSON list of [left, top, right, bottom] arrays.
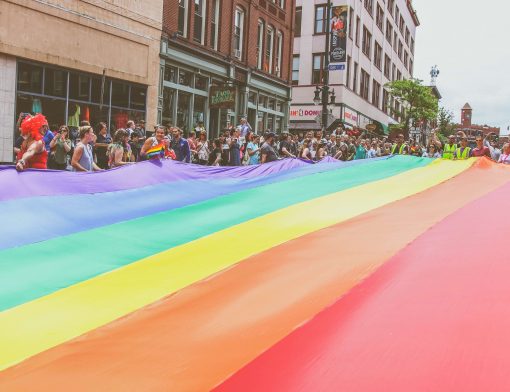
[[0, 0, 163, 162]]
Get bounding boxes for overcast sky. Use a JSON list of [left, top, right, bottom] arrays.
[[413, 0, 510, 132]]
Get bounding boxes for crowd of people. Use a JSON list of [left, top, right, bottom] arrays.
[[13, 112, 510, 172]]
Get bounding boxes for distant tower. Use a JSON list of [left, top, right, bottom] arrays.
[[461, 103, 472, 127]]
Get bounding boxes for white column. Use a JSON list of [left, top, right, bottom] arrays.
[[0, 54, 16, 163]]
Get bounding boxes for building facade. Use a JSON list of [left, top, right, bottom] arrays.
[[291, 0, 419, 133], [456, 103, 500, 137], [0, 0, 163, 162], [160, 0, 295, 138]]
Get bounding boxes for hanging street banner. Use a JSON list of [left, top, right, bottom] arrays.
[[330, 5, 348, 65]]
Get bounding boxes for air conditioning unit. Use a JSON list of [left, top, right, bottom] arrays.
[[234, 49, 241, 58]]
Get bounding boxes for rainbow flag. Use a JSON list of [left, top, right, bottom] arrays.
[[1, 156, 510, 391], [144, 142, 165, 159]]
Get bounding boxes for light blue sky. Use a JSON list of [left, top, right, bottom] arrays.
[[413, 0, 510, 132]]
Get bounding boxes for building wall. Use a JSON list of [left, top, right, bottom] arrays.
[[0, 55, 17, 163], [291, 0, 418, 130], [0, 0, 163, 161], [161, 0, 295, 136], [163, 0, 294, 86]]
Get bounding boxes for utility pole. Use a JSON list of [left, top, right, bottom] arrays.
[[321, 0, 332, 134]]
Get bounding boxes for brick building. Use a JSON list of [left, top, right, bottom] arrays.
[[456, 103, 500, 138], [160, 0, 295, 137]]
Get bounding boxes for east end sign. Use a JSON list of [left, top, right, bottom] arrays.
[[209, 86, 236, 109]]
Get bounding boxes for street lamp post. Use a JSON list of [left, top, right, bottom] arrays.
[[313, 0, 336, 133]]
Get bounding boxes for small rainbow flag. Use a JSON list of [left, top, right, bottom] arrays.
[[145, 142, 165, 159]]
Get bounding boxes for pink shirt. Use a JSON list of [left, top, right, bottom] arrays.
[[471, 146, 491, 157], [498, 154, 510, 164]]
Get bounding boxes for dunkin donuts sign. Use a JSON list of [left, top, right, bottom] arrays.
[[290, 107, 322, 120]]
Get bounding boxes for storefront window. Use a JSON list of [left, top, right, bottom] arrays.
[[193, 95, 206, 126], [69, 73, 90, 101], [195, 75, 208, 91], [257, 112, 266, 131], [276, 101, 282, 112], [17, 62, 42, 94], [44, 68, 67, 98], [15, 61, 146, 137], [17, 93, 66, 128], [268, 99, 275, 110], [130, 86, 146, 110], [163, 87, 176, 126], [259, 96, 267, 108], [267, 116, 274, 131], [177, 91, 191, 132], [249, 92, 257, 105], [164, 65, 177, 83], [91, 77, 110, 104], [275, 117, 282, 132], [112, 82, 129, 108], [178, 69, 192, 87]]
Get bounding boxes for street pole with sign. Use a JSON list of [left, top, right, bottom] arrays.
[[321, 0, 331, 134]]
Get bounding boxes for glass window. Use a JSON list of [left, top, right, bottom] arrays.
[[276, 101, 282, 112], [233, 7, 244, 58], [193, 95, 206, 126], [44, 68, 67, 98], [17, 93, 66, 126], [91, 78, 110, 104], [249, 92, 257, 105], [267, 116, 274, 131], [178, 0, 188, 37], [268, 99, 275, 110], [164, 65, 177, 83], [295, 7, 302, 37], [111, 82, 129, 108], [130, 86, 146, 110], [195, 75, 208, 91], [265, 26, 274, 73], [178, 69, 192, 87], [69, 73, 90, 101], [257, 20, 264, 70], [17, 62, 43, 94], [177, 91, 191, 132], [312, 53, 324, 85], [163, 87, 176, 126], [314, 5, 326, 34], [210, 0, 220, 50], [275, 117, 282, 133], [292, 55, 300, 86], [193, 0, 205, 44]]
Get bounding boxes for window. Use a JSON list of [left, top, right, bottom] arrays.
[[362, 26, 372, 58], [364, 0, 373, 15], [346, 55, 351, 88], [387, 0, 394, 17], [353, 62, 359, 93], [292, 55, 300, 85], [164, 65, 177, 82], [376, 4, 384, 30], [264, 26, 274, 73], [44, 68, 67, 97], [382, 89, 389, 113], [397, 70, 402, 80], [395, 6, 400, 23], [384, 55, 391, 78], [409, 59, 414, 76], [399, 16, 404, 33], [312, 53, 325, 84], [410, 37, 415, 54], [18, 62, 43, 94], [295, 7, 302, 37], [392, 64, 396, 81], [398, 40, 403, 59], [405, 27, 410, 46], [385, 20, 393, 44], [360, 69, 370, 100], [355, 16, 360, 46], [275, 31, 283, 77], [210, 0, 220, 50], [404, 51, 408, 69], [348, 7, 354, 39], [314, 5, 327, 34], [178, 0, 188, 37], [233, 7, 244, 59], [372, 80, 381, 108], [193, 0, 206, 44], [393, 32, 398, 52], [374, 42, 382, 69], [257, 20, 264, 70]]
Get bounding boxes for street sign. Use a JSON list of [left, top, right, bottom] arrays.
[[328, 63, 345, 71]]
